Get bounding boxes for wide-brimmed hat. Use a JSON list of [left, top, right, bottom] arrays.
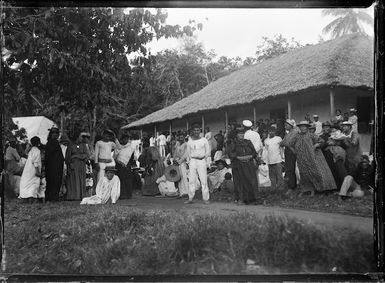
[[103, 129, 115, 136], [322, 121, 331, 127], [342, 121, 353, 126], [215, 159, 229, 168], [105, 166, 117, 173], [285, 119, 295, 127], [80, 132, 91, 137], [297, 121, 311, 127], [164, 165, 181, 182], [242, 120, 253, 128], [49, 127, 60, 133], [59, 134, 70, 143]]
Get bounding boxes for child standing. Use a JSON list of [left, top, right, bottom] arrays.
[[264, 127, 284, 190]]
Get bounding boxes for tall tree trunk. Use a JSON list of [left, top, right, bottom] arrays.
[[92, 106, 97, 145], [204, 65, 210, 86]]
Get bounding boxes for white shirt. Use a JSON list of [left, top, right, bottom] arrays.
[[264, 136, 283, 165], [157, 135, 167, 146], [348, 115, 358, 133], [149, 137, 156, 147], [187, 137, 210, 160], [114, 141, 135, 165], [314, 121, 323, 135], [244, 129, 263, 153]]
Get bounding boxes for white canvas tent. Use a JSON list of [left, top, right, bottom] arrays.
[[12, 116, 57, 145]]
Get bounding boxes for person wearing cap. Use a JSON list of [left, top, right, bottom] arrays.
[[243, 120, 263, 156], [348, 108, 358, 133], [173, 132, 189, 197], [45, 127, 65, 202], [341, 121, 362, 176], [80, 166, 120, 205], [94, 129, 117, 185], [313, 115, 323, 136], [280, 119, 298, 193], [185, 123, 211, 204], [289, 121, 337, 194], [228, 126, 259, 205], [208, 159, 230, 193], [19, 136, 42, 203], [65, 132, 91, 200], [114, 134, 136, 199]]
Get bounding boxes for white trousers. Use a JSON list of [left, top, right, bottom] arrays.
[[178, 162, 189, 196], [97, 160, 116, 184], [339, 175, 364, 197], [159, 145, 166, 157], [188, 159, 209, 201]]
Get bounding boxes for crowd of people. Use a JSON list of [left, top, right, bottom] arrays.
[[3, 107, 374, 205]]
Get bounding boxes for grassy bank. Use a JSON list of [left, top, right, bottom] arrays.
[[210, 188, 373, 218], [5, 201, 374, 275]]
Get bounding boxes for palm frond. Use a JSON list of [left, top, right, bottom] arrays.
[[356, 11, 374, 26], [322, 18, 344, 35], [321, 8, 350, 17]]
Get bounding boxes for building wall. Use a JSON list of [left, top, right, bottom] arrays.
[[138, 86, 373, 152]]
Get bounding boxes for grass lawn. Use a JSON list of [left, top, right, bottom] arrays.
[[210, 188, 373, 218], [4, 199, 375, 275]]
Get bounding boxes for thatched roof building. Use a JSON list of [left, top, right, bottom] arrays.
[[123, 34, 373, 130]]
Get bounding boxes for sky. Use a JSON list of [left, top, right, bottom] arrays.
[[135, 6, 374, 60]]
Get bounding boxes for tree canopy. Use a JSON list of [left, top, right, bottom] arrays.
[[3, 6, 200, 141], [322, 9, 373, 39]]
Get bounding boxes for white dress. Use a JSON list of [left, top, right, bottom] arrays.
[[80, 175, 120, 204], [19, 147, 41, 199]]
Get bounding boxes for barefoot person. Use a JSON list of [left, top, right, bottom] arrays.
[[19, 136, 42, 203], [80, 166, 120, 205], [185, 123, 211, 204], [228, 127, 259, 205]]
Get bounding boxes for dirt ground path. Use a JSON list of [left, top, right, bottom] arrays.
[[116, 196, 373, 233]]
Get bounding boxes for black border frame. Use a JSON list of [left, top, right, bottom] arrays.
[[1, 0, 384, 281]]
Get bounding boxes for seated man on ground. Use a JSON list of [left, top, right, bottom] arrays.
[[156, 175, 179, 197], [80, 166, 120, 205]]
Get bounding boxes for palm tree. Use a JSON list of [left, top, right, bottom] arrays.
[[322, 9, 373, 39]]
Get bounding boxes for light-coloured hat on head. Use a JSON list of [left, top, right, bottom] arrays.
[[349, 108, 357, 112], [285, 119, 296, 127], [313, 115, 319, 118], [342, 121, 353, 126], [242, 120, 253, 128], [297, 120, 311, 127]]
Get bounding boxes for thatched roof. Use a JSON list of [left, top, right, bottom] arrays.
[[124, 34, 373, 129]]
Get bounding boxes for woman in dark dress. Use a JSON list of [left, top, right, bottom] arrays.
[[228, 127, 259, 205], [65, 133, 90, 200], [138, 139, 164, 196], [45, 127, 64, 202]]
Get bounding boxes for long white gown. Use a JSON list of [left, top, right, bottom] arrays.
[[19, 147, 41, 199], [80, 175, 120, 204]]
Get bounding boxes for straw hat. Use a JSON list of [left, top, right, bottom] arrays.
[[164, 165, 181, 182], [105, 166, 117, 173], [242, 120, 253, 128], [285, 119, 296, 127], [297, 121, 311, 127]]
